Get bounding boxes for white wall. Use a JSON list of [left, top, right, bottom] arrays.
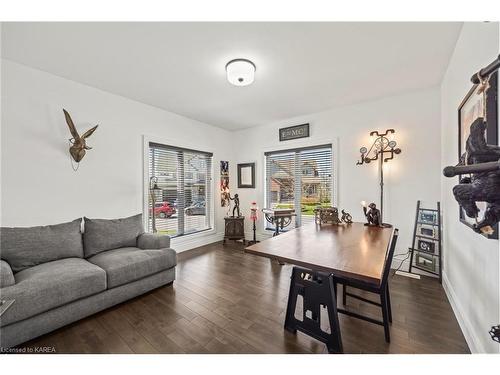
[[0, 59, 233, 251], [440, 22, 500, 354], [231, 87, 442, 262]]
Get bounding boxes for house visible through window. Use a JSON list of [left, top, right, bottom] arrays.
[[265, 144, 333, 229], [148, 142, 213, 237]]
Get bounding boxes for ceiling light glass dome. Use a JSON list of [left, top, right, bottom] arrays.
[[226, 59, 256, 86]]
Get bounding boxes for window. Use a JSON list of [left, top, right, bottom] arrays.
[[147, 142, 213, 237], [265, 144, 333, 229]]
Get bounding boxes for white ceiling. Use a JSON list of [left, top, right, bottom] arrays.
[[1, 22, 462, 130]]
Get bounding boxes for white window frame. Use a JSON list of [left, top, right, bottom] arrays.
[[261, 137, 339, 232], [142, 135, 216, 243]]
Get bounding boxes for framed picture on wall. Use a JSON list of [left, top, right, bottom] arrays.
[[237, 163, 255, 188], [418, 210, 438, 225], [457, 71, 498, 239]]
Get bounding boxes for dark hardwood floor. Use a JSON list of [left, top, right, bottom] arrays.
[[22, 241, 469, 354]]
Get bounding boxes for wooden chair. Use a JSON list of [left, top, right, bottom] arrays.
[[333, 229, 399, 343]]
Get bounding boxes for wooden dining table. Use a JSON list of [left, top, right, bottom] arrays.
[[245, 222, 394, 353]]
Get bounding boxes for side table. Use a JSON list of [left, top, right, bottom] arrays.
[[223, 216, 245, 244]]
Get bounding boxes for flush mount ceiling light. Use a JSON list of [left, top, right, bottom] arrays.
[[225, 59, 256, 86]]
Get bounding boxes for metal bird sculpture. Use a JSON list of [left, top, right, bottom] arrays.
[[63, 109, 98, 163]]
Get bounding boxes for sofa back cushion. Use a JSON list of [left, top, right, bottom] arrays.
[[0, 219, 83, 272], [83, 214, 144, 258]]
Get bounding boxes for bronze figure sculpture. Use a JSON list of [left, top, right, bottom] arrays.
[[363, 202, 381, 226], [63, 109, 98, 163], [229, 193, 241, 217], [443, 117, 500, 237]]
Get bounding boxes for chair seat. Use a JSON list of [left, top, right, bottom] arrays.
[[0, 258, 107, 327], [87, 247, 176, 289]]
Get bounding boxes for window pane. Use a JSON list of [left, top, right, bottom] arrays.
[[184, 152, 210, 234], [148, 147, 179, 236], [299, 148, 332, 225], [148, 143, 212, 237], [265, 145, 332, 231], [266, 151, 297, 230]]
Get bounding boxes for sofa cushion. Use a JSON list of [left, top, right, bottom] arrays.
[[83, 214, 144, 258], [87, 247, 176, 289], [137, 233, 171, 250], [0, 258, 106, 327], [0, 260, 15, 288], [0, 219, 83, 273]]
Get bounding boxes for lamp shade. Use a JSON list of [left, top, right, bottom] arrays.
[[226, 59, 256, 86], [250, 201, 258, 221]]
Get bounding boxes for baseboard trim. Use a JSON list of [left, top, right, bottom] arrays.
[[442, 271, 481, 353]]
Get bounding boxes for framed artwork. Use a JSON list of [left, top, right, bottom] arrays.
[[457, 71, 498, 239], [418, 210, 438, 225], [220, 160, 229, 176], [417, 239, 436, 254], [220, 161, 230, 207], [237, 163, 255, 188], [418, 225, 437, 239], [416, 253, 436, 273]]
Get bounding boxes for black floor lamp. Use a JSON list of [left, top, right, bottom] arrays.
[[357, 129, 402, 228], [149, 176, 161, 233]]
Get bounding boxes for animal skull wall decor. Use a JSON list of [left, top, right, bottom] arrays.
[[63, 109, 98, 163]]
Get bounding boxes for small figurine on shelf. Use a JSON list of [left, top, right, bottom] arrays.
[[361, 201, 381, 226], [229, 193, 241, 217], [248, 201, 260, 245]]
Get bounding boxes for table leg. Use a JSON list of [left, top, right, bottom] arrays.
[[274, 219, 280, 237], [284, 266, 343, 354]]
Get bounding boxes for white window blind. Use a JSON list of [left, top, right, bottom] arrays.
[[265, 144, 333, 229], [148, 142, 213, 237]]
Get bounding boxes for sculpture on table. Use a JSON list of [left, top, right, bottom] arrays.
[[229, 193, 241, 217], [361, 201, 381, 226], [341, 210, 353, 224], [314, 207, 341, 224], [314, 207, 353, 225], [443, 117, 500, 237]]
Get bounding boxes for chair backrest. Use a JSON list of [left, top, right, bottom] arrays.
[[381, 228, 399, 288]]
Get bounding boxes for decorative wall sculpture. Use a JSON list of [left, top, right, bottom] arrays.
[[443, 117, 500, 238], [63, 109, 98, 169], [457, 69, 498, 237], [443, 54, 500, 239]]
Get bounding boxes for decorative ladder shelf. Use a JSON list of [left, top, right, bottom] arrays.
[[408, 200, 442, 283]]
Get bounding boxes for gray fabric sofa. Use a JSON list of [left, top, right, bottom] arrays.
[[0, 214, 176, 348]]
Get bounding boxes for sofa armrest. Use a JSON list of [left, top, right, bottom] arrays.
[[137, 233, 171, 250], [1, 260, 15, 288]]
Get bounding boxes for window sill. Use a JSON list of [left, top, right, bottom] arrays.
[[170, 227, 219, 252]]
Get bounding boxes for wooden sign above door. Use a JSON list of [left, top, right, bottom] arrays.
[[279, 123, 310, 142]]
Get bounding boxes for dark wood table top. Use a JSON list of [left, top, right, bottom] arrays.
[[245, 222, 394, 285]]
